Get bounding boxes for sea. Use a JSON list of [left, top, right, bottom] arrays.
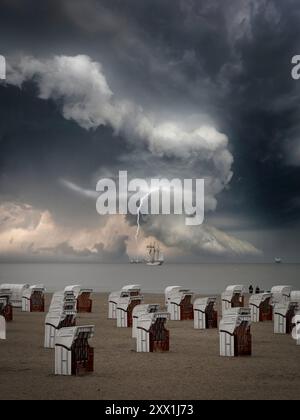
[[0, 263, 300, 294]]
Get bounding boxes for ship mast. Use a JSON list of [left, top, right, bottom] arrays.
[[147, 242, 155, 263], [156, 244, 160, 261]]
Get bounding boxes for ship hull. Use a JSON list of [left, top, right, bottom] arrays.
[[146, 261, 164, 266]]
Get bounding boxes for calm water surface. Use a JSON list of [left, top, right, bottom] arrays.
[[0, 263, 300, 294]]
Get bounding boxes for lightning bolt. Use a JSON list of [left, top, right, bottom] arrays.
[[135, 189, 159, 243]]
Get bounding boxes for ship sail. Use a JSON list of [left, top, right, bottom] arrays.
[[146, 242, 164, 266]]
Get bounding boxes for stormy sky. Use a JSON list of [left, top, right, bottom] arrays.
[[1, 0, 300, 263]]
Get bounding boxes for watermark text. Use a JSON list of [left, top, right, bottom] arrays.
[[96, 171, 205, 226], [0, 55, 6, 80], [291, 55, 300, 80]]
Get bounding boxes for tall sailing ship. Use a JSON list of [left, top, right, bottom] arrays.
[[146, 242, 164, 266]]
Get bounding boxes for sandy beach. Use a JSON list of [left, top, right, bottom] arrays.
[[0, 293, 299, 400]]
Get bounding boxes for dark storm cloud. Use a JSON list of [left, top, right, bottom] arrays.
[[0, 82, 129, 228], [1, 0, 300, 260]]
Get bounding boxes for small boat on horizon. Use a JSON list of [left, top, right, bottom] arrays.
[[274, 257, 282, 264], [130, 257, 143, 264]]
